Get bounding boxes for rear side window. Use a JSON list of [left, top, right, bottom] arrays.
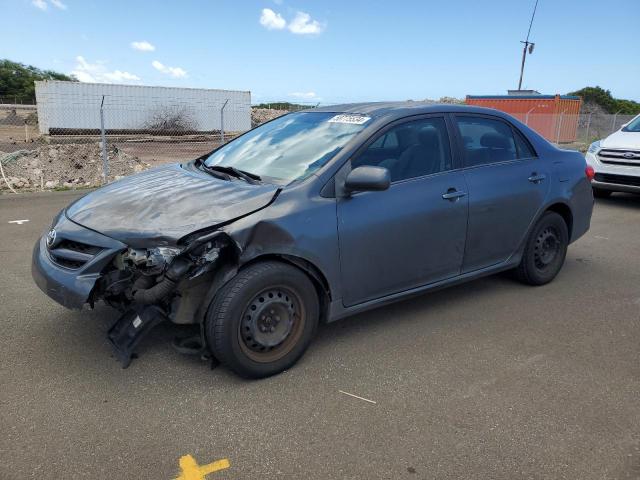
[[456, 116, 518, 167], [514, 129, 537, 158]]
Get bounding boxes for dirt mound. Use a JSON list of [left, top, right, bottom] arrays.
[[251, 108, 289, 128], [0, 143, 150, 192]]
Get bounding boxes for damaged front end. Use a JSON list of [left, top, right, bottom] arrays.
[[91, 232, 238, 367]]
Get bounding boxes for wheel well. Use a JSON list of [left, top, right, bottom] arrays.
[[546, 203, 573, 239], [241, 254, 331, 322]]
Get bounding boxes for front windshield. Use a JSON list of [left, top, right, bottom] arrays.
[[204, 112, 369, 183], [622, 115, 640, 132]]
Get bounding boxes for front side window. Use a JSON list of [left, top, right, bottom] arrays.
[[352, 117, 453, 182], [204, 112, 368, 183], [456, 116, 518, 167]]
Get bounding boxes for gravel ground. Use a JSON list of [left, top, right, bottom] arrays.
[[1, 192, 639, 480], [0, 143, 149, 191]]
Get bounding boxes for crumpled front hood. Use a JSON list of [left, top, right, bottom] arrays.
[[602, 130, 640, 150], [65, 163, 279, 247]]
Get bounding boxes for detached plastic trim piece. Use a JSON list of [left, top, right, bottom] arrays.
[[107, 305, 166, 368]]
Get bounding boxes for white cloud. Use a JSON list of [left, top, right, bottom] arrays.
[[103, 70, 141, 82], [152, 60, 187, 78], [131, 41, 155, 52], [50, 0, 67, 10], [71, 56, 140, 83], [289, 91, 319, 100], [288, 11, 325, 35], [259, 8, 286, 30], [32, 0, 67, 10]]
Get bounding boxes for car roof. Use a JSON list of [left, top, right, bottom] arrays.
[[307, 101, 508, 121]]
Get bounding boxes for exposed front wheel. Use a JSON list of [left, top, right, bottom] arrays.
[[593, 188, 612, 198], [205, 261, 319, 378], [515, 212, 569, 286]]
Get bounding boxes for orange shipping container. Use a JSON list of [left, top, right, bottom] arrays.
[[465, 94, 582, 143]]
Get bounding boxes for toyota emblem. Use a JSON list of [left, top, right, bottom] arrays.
[[46, 229, 57, 248]]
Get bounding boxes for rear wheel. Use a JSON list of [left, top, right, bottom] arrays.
[[593, 188, 612, 198], [515, 212, 568, 286], [206, 261, 319, 378]]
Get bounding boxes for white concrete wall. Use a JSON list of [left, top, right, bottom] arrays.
[[35, 81, 251, 134]]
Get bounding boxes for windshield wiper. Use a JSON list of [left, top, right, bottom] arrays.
[[202, 164, 262, 184], [195, 161, 230, 181]]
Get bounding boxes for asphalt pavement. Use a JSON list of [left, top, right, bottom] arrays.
[[1, 190, 639, 479]]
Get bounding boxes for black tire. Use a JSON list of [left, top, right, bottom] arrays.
[[515, 211, 569, 286], [205, 261, 319, 378], [593, 188, 612, 198]]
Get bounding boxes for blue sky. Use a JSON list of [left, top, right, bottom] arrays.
[[1, 0, 639, 103]]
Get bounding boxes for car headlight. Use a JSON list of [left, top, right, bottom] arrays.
[[122, 246, 182, 273], [587, 140, 601, 154]]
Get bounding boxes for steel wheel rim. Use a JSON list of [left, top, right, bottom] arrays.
[[238, 286, 306, 363], [534, 226, 560, 270]]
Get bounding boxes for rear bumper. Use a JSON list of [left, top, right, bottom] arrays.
[[31, 214, 127, 309]]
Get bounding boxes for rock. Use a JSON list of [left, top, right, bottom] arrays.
[[251, 108, 289, 128], [1, 142, 148, 191]]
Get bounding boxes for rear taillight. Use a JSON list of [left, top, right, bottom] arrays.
[[585, 165, 595, 182]]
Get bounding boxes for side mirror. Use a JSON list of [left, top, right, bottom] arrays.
[[344, 166, 390, 194]]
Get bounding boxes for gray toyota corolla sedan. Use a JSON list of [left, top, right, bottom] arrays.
[[32, 103, 594, 378]]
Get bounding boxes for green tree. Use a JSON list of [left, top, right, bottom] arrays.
[[0, 59, 76, 103], [254, 102, 311, 111], [568, 86, 640, 115]]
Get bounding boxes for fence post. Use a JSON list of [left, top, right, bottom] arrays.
[[610, 110, 621, 134], [220, 99, 229, 144], [99, 95, 109, 183], [585, 113, 592, 143], [556, 112, 564, 144]]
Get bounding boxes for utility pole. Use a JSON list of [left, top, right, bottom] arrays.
[[517, 0, 540, 91]]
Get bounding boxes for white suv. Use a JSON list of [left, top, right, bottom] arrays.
[[585, 114, 640, 197]]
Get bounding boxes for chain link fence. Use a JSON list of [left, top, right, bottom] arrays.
[[0, 95, 636, 193], [0, 92, 250, 191], [509, 111, 636, 148]]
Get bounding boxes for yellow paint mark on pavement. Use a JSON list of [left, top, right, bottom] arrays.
[[174, 455, 230, 480]]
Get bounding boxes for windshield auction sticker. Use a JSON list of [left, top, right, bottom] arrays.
[[328, 114, 371, 125]]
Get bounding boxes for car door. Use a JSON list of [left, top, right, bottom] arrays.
[[336, 116, 469, 307], [453, 114, 550, 273]]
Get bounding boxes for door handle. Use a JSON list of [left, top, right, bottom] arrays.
[[528, 173, 546, 183], [442, 189, 467, 201]]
